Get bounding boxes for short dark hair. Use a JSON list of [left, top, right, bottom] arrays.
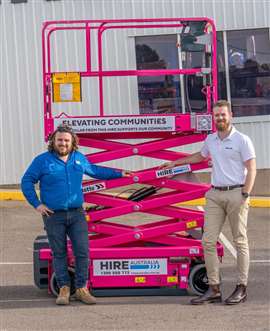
[[213, 100, 232, 113], [48, 125, 79, 152]]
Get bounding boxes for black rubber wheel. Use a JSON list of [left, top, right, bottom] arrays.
[[188, 264, 209, 295], [50, 268, 76, 297]]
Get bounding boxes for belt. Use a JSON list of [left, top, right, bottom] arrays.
[[211, 184, 244, 191], [53, 207, 83, 213]]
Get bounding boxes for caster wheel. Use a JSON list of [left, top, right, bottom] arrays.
[[188, 264, 209, 295]]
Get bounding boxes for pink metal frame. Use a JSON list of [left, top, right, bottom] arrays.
[[42, 17, 218, 138], [41, 18, 223, 292]]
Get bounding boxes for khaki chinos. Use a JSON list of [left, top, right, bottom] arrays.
[[202, 187, 250, 286]]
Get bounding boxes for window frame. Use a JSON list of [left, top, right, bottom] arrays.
[[133, 27, 270, 119], [224, 27, 270, 118]]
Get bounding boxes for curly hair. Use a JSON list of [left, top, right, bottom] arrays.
[[48, 125, 79, 152]]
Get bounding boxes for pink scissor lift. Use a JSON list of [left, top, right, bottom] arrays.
[[34, 17, 224, 297]]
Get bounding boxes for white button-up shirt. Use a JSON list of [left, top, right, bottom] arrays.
[[200, 127, 256, 186]]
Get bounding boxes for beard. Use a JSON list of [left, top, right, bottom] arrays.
[[216, 120, 230, 131], [54, 145, 72, 156]]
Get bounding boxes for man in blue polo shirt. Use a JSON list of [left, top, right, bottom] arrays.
[[22, 125, 131, 305]]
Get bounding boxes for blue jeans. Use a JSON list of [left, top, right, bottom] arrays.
[[43, 208, 89, 289]]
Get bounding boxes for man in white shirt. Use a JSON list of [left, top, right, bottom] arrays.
[[161, 100, 256, 305]]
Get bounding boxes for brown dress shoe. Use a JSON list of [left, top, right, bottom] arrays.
[[56, 286, 70, 305], [75, 288, 97, 305], [190, 284, 222, 305], [225, 284, 247, 305]]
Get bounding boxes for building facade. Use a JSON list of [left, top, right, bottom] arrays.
[[1, 0, 270, 186]]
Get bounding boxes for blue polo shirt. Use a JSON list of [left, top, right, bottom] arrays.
[[21, 151, 122, 210]]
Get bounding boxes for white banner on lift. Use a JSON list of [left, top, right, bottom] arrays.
[[93, 258, 167, 276], [54, 116, 175, 133]]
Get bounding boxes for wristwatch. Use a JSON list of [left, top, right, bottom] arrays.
[[241, 192, 250, 199]]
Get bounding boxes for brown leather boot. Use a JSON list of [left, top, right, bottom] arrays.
[[75, 287, 97, 305], [225, 284, 247, 305], [56, 286, 70, 305], [190, 284, 222, 305]]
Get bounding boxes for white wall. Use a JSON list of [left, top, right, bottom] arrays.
[[1, 0, 270, 184]]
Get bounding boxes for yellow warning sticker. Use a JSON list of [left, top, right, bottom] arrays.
[[167, 276, 178, 283], [52, 72, 81, 103], [186, 221, 197, 229], [135, 277, 146, 283]]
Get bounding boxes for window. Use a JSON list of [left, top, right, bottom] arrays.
[[135, 35, 181, 114], [135, 31, 223, 114], [182, 46, 207, 112], [227, 29, 270, 116], [135, 28, 270, 117]]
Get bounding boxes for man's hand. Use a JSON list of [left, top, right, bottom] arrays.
[[36, 204, 54, 217], [122, 170, 133, 177]]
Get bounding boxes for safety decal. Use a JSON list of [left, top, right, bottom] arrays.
[[155, 164, 191, 178], [167, 276, 178, 283], [186, 221, 197, 229], [83, 182, 106, 193], [189, 248, 200, 255], [135, 277, 146, 283]]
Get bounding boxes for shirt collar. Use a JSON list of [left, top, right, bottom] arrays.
[[214, 126, 236, 141], [52, 150, 74, 162]]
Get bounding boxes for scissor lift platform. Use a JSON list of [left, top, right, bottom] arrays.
[[34, 17, 224, 296]]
